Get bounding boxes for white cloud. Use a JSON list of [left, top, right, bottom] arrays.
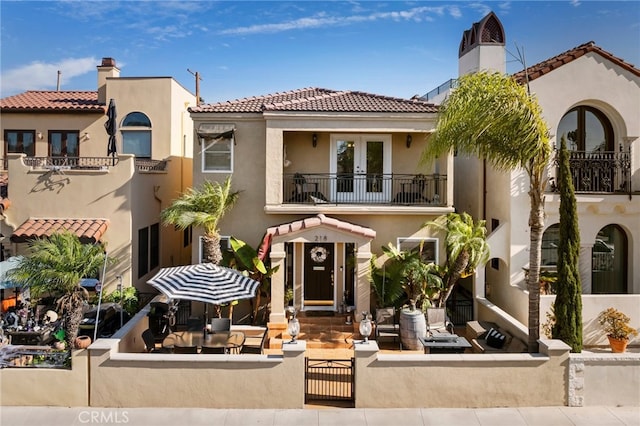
[[1, 57, 97, 96], [218, 5, 460, 36]]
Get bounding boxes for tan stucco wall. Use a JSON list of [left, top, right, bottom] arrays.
[[88, 339, 306, 408], [0, 349, 89, 406], [190, 111, 455, 324], [354, 340, 569, 408], [3, 154, 137, 293], [0, 72, 196, 292]]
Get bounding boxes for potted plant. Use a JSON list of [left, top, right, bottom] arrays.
[[597, 307, 638, 353], [52, 328, 66, 350]]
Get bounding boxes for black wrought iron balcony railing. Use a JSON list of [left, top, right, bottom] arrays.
[[23, 156, 119, 170], [550, 149, 632, 194], [283, 173, 447, 206], [13, 156, 167, 172]]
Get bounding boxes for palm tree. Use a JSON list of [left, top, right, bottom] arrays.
[[7, 232, 110, 348], [423, 212, 490, 308], [379, 243, 444, 312], [161, 177, 240, 265], [421, 71, 551, 352]]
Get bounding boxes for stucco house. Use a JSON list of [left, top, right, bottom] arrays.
[[188, 88, 454, 330], [424, 12, 640, 346], [0, 58, 196, 301]]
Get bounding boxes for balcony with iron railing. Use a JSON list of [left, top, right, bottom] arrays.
[[549, 149, 632, 195], [283, 173, 447, 206], [7, 156, 168, 172]]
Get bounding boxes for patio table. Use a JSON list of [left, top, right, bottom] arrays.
[[7, 327, 54, 346], [418, 335, 471, 354], [162, 330, 245, 354]]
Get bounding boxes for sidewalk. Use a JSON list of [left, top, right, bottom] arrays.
[[2, 406, 639, 426]]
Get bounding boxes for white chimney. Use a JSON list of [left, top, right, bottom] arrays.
[[97, 57, 120, 104]]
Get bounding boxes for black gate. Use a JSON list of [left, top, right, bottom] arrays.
[[305, 358, 354, 403]]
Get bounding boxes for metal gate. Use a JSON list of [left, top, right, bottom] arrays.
[[305, 358, 354, 403]]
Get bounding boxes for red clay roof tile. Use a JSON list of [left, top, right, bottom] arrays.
[[10, 218, 109, 244], [0, 91, 104, 112], [190, 87, 437, 114], [513, 41, 640, 84], [267, 214, 376, 239]]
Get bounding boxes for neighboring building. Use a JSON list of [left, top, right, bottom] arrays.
[[189, 88, 454, 325], [423, 12, 640, 346], [0, 58, 196, 300]]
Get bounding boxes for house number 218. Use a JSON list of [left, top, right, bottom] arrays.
[[314, 235, 328, 241]]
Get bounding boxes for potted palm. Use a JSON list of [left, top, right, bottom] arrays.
[[597, 307, 638, 353]]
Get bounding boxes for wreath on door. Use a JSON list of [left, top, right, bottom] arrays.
[[310, 246, 328, 263]]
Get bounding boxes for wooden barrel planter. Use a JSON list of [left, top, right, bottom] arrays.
[[399, 308, 427, 350], [75, 335, 92, 349]]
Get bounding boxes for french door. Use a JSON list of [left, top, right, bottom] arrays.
[[330, 134, 391, 203]]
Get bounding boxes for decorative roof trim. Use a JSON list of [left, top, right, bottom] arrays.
[[513, 41, 640, 84], [266, 214, 376, 239]]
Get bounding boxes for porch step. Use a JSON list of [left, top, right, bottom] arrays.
[[273, 314, 363, 349]]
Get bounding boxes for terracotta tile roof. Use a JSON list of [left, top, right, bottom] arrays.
[[10, 218, 109, 244], [0, 91, 104, 112], [0, 198, 10, 215], [513, 41, 640, 84], [190, 87, 437, 114], [267, 214, 376, 239]]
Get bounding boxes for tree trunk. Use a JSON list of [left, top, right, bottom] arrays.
[[527, 172, 546, 353], [438, 250, 469, 308], [64, 295, 86, 349], [202, 234, 222, 265]]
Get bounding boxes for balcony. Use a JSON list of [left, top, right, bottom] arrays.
[[551, 149, 631, 194], [283, 173, 447, 206], [16, 156, 168, 172]]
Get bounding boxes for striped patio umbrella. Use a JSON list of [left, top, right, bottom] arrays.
[[147, 263, 260, 305]]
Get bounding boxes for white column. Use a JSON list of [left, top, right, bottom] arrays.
[[355, 241, 372, 320], [269, 242, 286, 324]]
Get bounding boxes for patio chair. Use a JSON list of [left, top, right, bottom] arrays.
[[375, 307, 401, 350], [426, 307, 455, 336], [141, 328, 169, 353], [210, 318, 231, 333], [241, 327, 268, 354], [173, 345, 198, 354]]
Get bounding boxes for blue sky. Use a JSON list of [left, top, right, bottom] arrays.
[[1, 1, 638, 103]]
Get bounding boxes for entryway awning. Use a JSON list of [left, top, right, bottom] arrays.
[[266, 214, 376, 239], [10, 218, 109, 244]]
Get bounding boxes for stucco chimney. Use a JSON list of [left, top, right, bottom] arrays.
[[97, 57, 120, 104]]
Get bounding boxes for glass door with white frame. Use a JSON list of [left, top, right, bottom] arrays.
[[330, 134, 391, 203]]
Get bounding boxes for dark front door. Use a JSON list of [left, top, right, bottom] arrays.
[[304, 243, 334, 307]]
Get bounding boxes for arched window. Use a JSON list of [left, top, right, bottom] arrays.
[[557, 106, 613, 153], [556, 106, 616, 192], [592, 225, 627, 294], [121, 112, 151, 158]]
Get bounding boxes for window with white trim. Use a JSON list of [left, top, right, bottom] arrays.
[[396, 237, 438, 263], [198, 123, 235, 173], [122, 112, 152, 158]]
